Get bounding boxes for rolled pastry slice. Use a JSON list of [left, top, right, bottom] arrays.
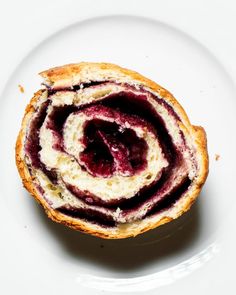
[[16, 62, 208, 239]]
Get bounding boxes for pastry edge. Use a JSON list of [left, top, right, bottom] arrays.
[[15, 63, 209, 239]]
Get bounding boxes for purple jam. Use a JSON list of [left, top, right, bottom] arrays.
[[79, 118, 148, 178], [25, 100, 49, 169], [24, 82, 192, 226], [101, 91, 178, 164], [57, 206, 116, 227], [24, 99, 58, 183], [47, 105, 78, 135], [59, 177, 191, 228], [146, 177, 191, 216]]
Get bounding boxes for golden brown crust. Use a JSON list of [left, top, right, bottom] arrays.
[[16, 62, 209, 239], [40, 62, 195, 129]]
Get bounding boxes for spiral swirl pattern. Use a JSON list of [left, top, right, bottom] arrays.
[[16, 63, 208, 238]]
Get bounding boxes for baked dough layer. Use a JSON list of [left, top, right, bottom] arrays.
[[16, 62, 208, 239]]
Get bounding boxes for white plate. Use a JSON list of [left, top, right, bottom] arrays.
[[1, 2, 236, 294]]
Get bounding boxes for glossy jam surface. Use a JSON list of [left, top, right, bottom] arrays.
[[80, 119, 148, 178]]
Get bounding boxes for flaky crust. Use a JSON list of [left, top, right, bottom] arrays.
[[16, 62, 209, 239]]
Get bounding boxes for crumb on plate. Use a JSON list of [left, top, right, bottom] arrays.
[[18, 84, 24, 93], [215, 154, 220, 161]]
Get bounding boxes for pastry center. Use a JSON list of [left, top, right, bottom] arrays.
[[79, 119, 148, 178]]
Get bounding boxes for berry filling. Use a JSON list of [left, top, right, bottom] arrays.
[[57, 206, 116, 228], [79, 119, 148, 177], [24, 82, 194, 227]]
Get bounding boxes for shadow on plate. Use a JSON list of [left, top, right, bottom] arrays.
[[31, 193, 203, 272]]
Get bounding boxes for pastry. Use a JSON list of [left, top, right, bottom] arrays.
[[15, 62, 208, 239]]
